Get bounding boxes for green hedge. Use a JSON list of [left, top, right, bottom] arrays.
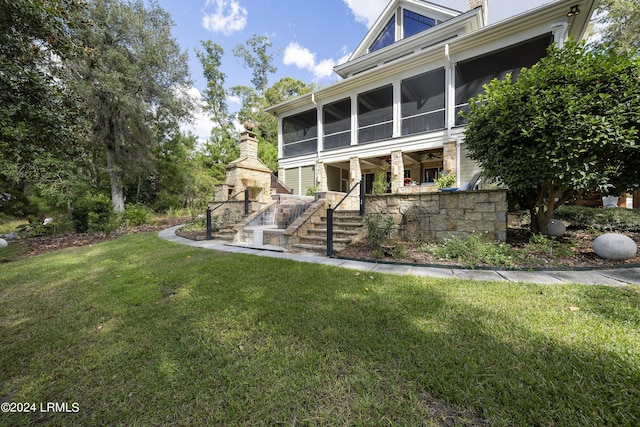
[[554, 205, 640, 232]]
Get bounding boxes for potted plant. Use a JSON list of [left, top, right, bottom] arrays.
[[372, 166, 389, 195], [599, 183, 621, 208], [435, 173, 457, 191]]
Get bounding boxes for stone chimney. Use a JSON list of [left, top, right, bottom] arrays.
[[467, 0, 488, 26], [239, 130, 258, 159]]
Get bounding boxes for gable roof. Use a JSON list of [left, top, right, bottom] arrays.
[[266, 0, 600, 117], [349, 0, 463, 61]]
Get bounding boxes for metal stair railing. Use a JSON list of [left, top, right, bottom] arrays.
[[206, 189, 249, 240], [326, 179, 364, 257]]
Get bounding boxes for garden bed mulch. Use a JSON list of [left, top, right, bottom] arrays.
[[5, 218, 189, 261], [6, 220, 640, 270], [338, 228, 640, 270]]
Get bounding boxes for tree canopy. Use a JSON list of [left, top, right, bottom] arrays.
[[0, 0, 87, 186], [68, 0, 194, 212], [596, 0, 640, 54], [1, 1, 314, 219], [463, 41, 640, 233]]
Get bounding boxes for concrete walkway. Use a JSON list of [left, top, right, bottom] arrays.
[[159, 225, 640, 287]]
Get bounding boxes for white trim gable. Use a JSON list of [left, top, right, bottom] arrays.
[[349, 0, 462, 62], [336, 1, 482, 79]]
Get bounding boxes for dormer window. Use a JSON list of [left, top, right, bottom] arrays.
[[369, 16, 395, 53], [403, 10, 436, 38], [369, 8, 438, 54]]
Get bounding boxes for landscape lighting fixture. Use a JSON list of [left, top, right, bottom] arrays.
[[567, 5, 580, 17]]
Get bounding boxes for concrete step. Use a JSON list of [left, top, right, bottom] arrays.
[[292, 243, 326, 253], [307, 228, 360, 238], [211, 228, 236, 240], [298, 235, 353, 244], [292, 242, 349, 254]]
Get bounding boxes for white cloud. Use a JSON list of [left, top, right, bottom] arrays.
[[202, 0, 247, 35], [283, 42, 349, 81], [180, 87, 212, 142], [342, 0, 388, 28], [227, 95, 241, 105]]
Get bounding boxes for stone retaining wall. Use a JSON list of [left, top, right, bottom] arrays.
[[365, 190, 507, 242]]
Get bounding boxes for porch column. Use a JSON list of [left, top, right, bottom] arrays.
[[390, 150, 404, 193], [316, 160, 328, 192], [349, 156, 361, 189], [551, 23, 569, 48]]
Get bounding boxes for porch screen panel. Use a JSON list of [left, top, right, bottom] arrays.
[[300, 166, 315, 195], [401, 68, 445, 135], [323, 98, 351, 150], [285, 167, 300, 195], [358, 85, 393, 144], [282, 109, 318, 158], [454, 33, 553, 126]]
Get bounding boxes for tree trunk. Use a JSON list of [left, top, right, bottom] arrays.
[[105, 144, 125, 213]]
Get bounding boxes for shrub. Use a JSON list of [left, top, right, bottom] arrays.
[[433, 234, 515, 267], [435, 173, 456, 189], [124, 203, 152, 227], [363, 213, 393, 250], [372, 167, 389, 195], [71, 194, 118, 233], [526, 233, 574, 258], [555, 205, 640, 232]]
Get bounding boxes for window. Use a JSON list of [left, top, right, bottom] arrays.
[[358, 85, 393, 144], [370, 16, 395, 53], [401, 68, 445, 135], [424, 167, 440, 184], [323, 98, 351, 150], [455, 33, 553, 126], [404, 9, 435, 38], [282, 109, 317, 157]]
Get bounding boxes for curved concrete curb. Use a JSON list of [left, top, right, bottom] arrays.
[[158, 225, 640, 287]]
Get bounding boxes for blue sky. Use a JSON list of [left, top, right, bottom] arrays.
[[154, 0, 552, 138]]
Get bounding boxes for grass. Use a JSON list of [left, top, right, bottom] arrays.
[[0, 220, 27, 235], [1, 233, 639, 426]]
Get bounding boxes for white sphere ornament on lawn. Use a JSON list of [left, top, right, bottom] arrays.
[[592, 233, 638, 261], [546, 219, 566, 237], [0, 238, 7, 247]]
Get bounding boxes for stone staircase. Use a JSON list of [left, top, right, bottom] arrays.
[[293, 210, 365, 254], [211, 227, 237, 241]]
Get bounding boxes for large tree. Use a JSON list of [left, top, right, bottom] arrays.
[[231, 36, 312, 171], [0, 0, 89, 210], [196, 40, 239, 182], [463, 41, 640, 233], [596, 0, 640, 54], [68, 0, 193, 212]]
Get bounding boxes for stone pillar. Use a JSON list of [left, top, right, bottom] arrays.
[[390, 150, 404, 193], [443, 141, 457, 178], [349, 157, 362, 188], [214, 184, 229, 202], [316, 160, 328, 192]]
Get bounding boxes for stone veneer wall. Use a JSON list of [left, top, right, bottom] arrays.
[[365, 190, 507, 242], [207, 200, 265, 229]]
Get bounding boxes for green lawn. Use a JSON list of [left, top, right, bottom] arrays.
[[1, 233, 639, 426]]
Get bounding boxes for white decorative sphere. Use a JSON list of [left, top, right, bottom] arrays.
[[593, 233, 638, 261], [0, 238, 7, 247], [546, 219, 566, 237]]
